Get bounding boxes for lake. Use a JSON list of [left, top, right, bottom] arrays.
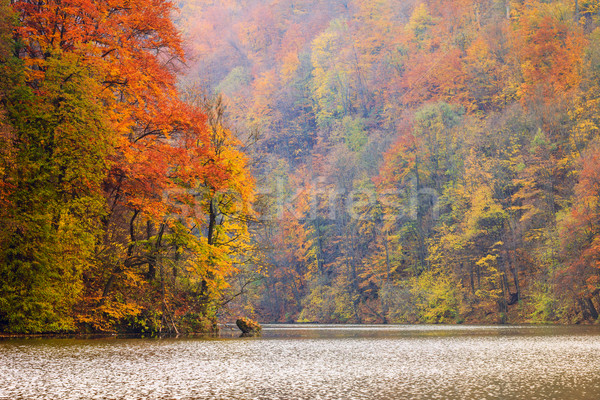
[[1, 324, 600, 399]]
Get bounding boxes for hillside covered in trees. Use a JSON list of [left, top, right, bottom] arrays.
[[179, 0, 600, 324], [2, 0, 600, 334]]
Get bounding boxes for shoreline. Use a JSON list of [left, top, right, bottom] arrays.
[[2, 321, 596, 339]]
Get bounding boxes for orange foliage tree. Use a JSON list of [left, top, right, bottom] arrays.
[[0, 0, 256, 334]]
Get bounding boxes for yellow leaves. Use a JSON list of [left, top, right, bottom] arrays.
[[476, 253, 498, 270], [248, 70, 278, 130], [75, 291, 144, 333], [410, 267, 462, 323], [463, 37, 504, 106], [278, 23, 305, 83], [463, 148, 492, 188], [280, 51, 300, 83], [463, 183, 502, 238], [310, 19, 356, 128], [407, 3, 434, 41], [580, 0, 600, 17], [102, 301, 142, 321]]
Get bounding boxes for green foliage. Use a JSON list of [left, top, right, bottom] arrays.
[[298, 282, 356, 323], [0, 0, 16, 61], [124, 310, 163, 336], [180, 312, 218, 334], [216, 67, 251, 97], [411, 269, 462, 323], [341, 116, 368, 153], [529, 283, 561, 323], [311, 19, 353, 129], [0, 44, 112, 333], [379, 281, 416, 323], [408, 3, 435, 42]]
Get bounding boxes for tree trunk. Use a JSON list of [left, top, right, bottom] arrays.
[[469, 263, 475, 294], [585, 297, 599, 320], [414, 155, 428, 272], [207, 197, 217, 245], [102, 210, 139, 300], [498, 275, 508, 318], [384, 230, 391, 282], [146, 221, 155, 280], [509, 252, 520, 302]]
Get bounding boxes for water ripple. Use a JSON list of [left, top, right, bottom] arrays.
[[1, 325, 600, 399]]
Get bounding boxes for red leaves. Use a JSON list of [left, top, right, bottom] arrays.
[[514, 2, 586, 99]]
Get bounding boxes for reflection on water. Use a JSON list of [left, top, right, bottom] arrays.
[[2, 325, 600, 399]]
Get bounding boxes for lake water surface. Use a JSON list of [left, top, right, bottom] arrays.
[[2, 324, 600, 399]]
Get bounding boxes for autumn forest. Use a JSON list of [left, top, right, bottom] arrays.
[[1, 0, 600, 334]]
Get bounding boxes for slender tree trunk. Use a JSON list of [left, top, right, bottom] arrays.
[[146, 221, 155, 280], [497, 277, 508, 322], [352, 44, 369, 117], [414, 155, 428, 272], [585, 297, 599, 320], [207, 197, 217, 245], [197, 196, 219, 312], [102, 210, 139, 300], [314, 220, 324, 276], [509, 253, 520, 301], [147, 223, 165, 281], [160, 255, 179, 336], [384, 230, 391, 282], [502, 272, 511, 303], [469, 263, 475, 294]]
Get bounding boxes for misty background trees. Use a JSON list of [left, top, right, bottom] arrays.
[[178, 0, 600, 324]]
